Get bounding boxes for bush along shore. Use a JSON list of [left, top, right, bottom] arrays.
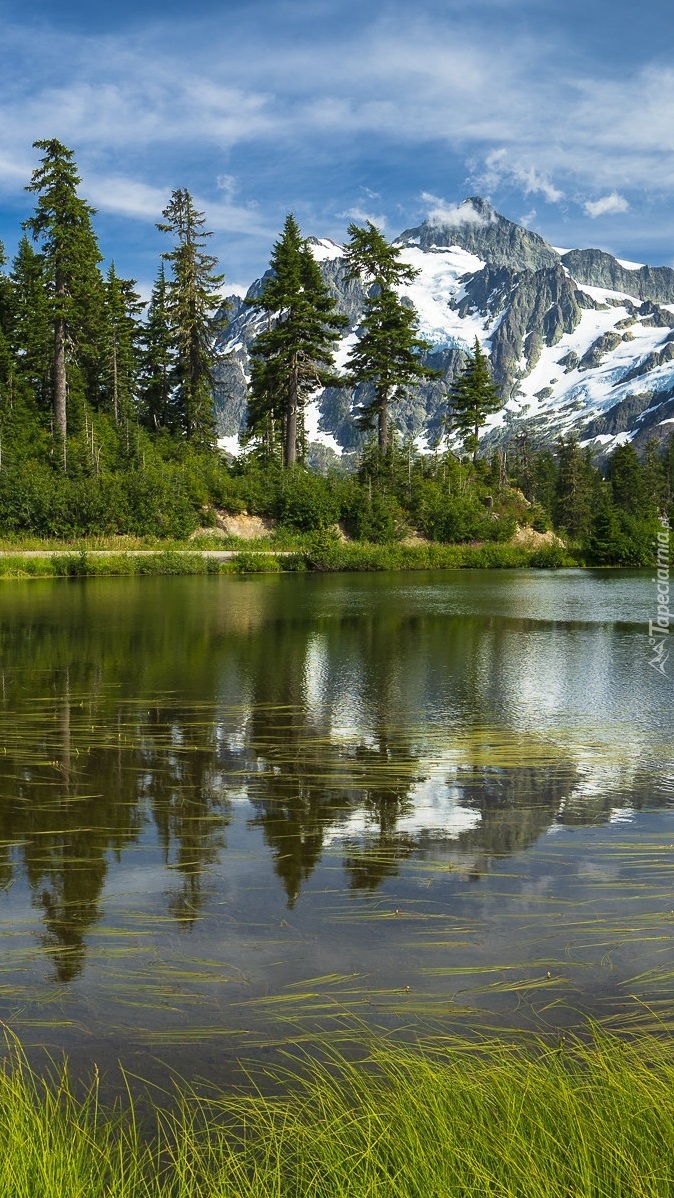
[[0, 433, 670, 571], [0, 537, 575, 578], [1, 1030, 674, 1196]]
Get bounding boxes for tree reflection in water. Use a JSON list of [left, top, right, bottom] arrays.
[[0, 574, 664, 981]]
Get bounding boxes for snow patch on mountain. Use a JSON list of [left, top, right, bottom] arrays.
[[214, 199, 674, 460]]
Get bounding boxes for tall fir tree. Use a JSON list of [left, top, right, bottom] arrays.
[[157, 189, 226, 448], [139, 265, 176, 433], [10, 235, 52, 412], [23, 139, 105, 466], [607, 442, 646, 516], [345, 222, 436, 457], [102, 264, 144, 424], [246, 213, 346, 468], [554, 435, 596, 540], [0, 244, 13, 406], [446, 337, 503, 463]]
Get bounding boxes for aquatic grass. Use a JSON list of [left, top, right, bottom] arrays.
[[1, 1030, 674, 1195]]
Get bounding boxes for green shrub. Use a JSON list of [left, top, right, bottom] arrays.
[[275, 469, 341, 531], [529, 541, 570, 568]]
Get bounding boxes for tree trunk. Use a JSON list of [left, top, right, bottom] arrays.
[[112, 340, 119, 423], [378, 392, 388, 456], [53, 312, 67, 463], [284, 364, 298, 468]]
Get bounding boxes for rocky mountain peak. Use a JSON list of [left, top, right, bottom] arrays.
[[398, 196, 561, 272], [214, 201, 674, 463]]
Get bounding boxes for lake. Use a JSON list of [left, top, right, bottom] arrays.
[[0, 569, 671, 1085]]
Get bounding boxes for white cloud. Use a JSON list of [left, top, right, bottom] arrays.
[[84, 175, 169, 220], [339, 206, 388, 229], [420, 195, 493, 227], [216, 174, 238, 198], [583, 192, 630, 218], [472, 149, 564, 203]]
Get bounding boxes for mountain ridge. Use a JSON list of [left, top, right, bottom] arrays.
[[214, 199, 674, 461]]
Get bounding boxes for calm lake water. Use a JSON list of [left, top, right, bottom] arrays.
[[0, 570, 672, 1083]]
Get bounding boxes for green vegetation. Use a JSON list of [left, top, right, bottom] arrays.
[[1, 1030, 674, 1196], [0, 139, 672, 566]]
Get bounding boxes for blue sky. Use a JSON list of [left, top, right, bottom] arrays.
[[1, 0, 674, 294]]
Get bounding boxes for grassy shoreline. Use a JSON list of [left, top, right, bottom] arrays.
[[0, 538, 575, 576], [1, 1030, 673, 1196]]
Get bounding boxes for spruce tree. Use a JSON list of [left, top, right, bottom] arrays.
[[0, 244, 14, 467], [0, 244, 13, 406], [10, 236, 52, 412], [102, 264, 144, 424], [139, 265, 176, 434], [607, 442, 645, 516], [157, 189, 226, 448], [554, 436, 596, 540], [246, 214, 346, 468], [446, 337, 503, 463], [345, 221, 436, 457], [24, 139, 104, 466]]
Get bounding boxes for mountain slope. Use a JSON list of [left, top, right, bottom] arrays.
[[214, 200, 674, 460]]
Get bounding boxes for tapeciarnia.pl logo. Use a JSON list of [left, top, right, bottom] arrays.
[[648, 516, 671, 677]]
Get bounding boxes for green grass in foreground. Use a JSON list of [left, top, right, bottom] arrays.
[[1, 1031, 674, 1196]]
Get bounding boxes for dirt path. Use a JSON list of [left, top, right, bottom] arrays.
[[0, 548, 289, 559]]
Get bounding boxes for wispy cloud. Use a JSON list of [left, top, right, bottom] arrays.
[[1, 6, 674, 277], [471, 150, 565, 204], [583, 192, 630, 218], [338, 206, 388, 230]]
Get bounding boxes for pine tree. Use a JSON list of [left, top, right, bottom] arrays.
[[0, 244, 13, 404], [345, 221, 436, 457], [10, 236, 52, 411], [102, 264, 144, 424], [607, 442, 645, 516], [157, 189, 226, 448], [554, 436, 596, 540], [0, 244, 15, 468], [246, 214, 347, 468], [23, 139, 105, 466], [139, 265, 176, 433], [446, 337, 503, 463]]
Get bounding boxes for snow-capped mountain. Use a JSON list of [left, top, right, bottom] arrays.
[[214, 197, 674, 461]]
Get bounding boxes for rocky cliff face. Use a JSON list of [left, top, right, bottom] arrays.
[[214, 204, 674, 461], [561, 249, 674, 305]]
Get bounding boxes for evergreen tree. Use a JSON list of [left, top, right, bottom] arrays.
[[157, 189, 226, 448], [554, 436, 596, 540], [664, 433, 674, 517], [446, 337, 503, 463], [0, 244, 13, 405], [607, 442, 645, 516], [246, 214, 346, 468], [10, 236, 52, 411], [102, 264, 144, 425], [0, 244, 15, 468], [345, 221, 436, 456], [24, 139, 105, 466], [139, 265, 176, 433], [641, 439, 666, 518]]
